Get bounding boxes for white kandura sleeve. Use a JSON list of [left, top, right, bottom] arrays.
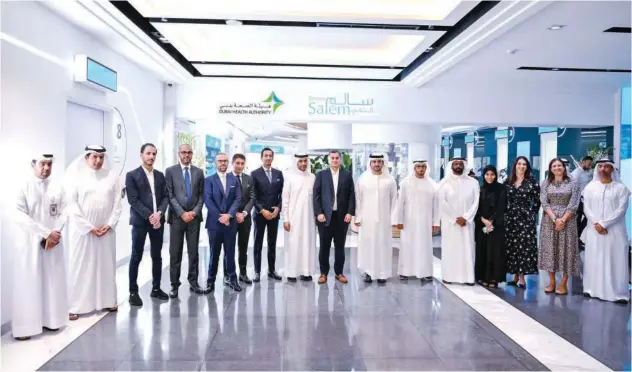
[[15, 187, 52, 240], [389, 179, 398, 226], [394, 180, 406, 225], [354, 181, 363, 224], [281, 177, 291, 223], [599, 187, 631, 230], [463, 182, 481, 222], [106, 178, 123, 228], [66, 184, 95, 235]]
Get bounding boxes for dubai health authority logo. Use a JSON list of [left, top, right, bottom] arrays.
[[263, 91, 284, 113]]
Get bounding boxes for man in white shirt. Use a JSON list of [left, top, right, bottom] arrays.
[[125, 143, 170, 306]]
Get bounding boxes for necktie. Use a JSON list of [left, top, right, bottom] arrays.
[[266, 169, 272, 183], [236, 174, 242, 188], [184, 167, 192, 201]]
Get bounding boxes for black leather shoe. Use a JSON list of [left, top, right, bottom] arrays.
[[399, 275, 409, 281], [150, 288, 169, 300], [228, 281, 242, 292], [287, 277, 297, 282], [223, 277, 230, 285], [169, 288, 179, 298], [129, 292, 143, 306], [422, 276, 433, 281], [239, 274, 253, 284], [268, 272, 282, 281], [190, 283, 205, 294], [253, 273, 261, 282], [299, 275, 313, 281], [363, 273, 372, 283], [204, 283, 215, 294], [43, 327, 59, 332], [377, 279, 387, 284]]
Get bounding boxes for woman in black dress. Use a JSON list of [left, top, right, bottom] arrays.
[[504, 156, 541, 288], [475, 165, 506, 287]]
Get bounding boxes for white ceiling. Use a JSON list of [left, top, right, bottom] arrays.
[[415, 1, 631, 92]]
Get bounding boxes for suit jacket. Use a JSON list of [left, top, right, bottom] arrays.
[[204, 172, 241, 230], [165, 164, 205, 224], [234, 172, 256, 216], [251, 167, 284, 216], [125, 166, 169, 226], [313, 168, 356, 227]]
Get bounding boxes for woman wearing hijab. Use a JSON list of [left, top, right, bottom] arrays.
[[475, 165, 507, 287]]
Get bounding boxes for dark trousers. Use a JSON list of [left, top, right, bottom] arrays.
[[318, 211, 349, 275], [129, 224, 164, 293], [208, 226, 237, 283], [169, 218, 201, 288], [253, 214, 279, 273], [577, 200, 587, 239], [224, 216, 252, 277]]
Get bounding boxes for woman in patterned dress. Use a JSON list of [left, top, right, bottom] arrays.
[[504, 156, 540, 288], [538, 158, 581, 295]]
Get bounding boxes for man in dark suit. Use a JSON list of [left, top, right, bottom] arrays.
[[313, 150, 356, 284], [223, 153, 256, 285], [204, 153, 242, 292], [125, 143, 170, 306], [165, 144, 205, 298], [250, 147, 284, 282]]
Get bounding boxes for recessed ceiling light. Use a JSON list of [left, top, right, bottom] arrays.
[[548, 25, 565, 30], [552, 68, 559, 71], [226, 19, 243, 26]]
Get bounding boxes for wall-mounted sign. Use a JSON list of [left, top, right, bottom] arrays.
[[538, 127, 557, 134], [74, 55, 117, 92], [248, 144, 285, 154], [308, 93, 374, 116], [465, 135, 476, 144], [494, 129, 508, 140], [441, 136, 453, 149], [218, 91, 284, 115]]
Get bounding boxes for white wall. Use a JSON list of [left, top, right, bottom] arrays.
[[0, 2, 164, 324], [177, 78, 614, 127]]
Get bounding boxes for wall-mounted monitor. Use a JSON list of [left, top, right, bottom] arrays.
[[538, 127, 557, 134], [494, 129, 508, 140], [465, 135, 476, 144], [74, 55, 117, 92]]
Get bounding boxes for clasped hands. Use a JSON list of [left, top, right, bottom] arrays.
[[594, 223, 608, 235], [90, 225, 112, 237], [455, 217, 467, 227], [149, 212, 162, 230], [549, 215, 566, 231], [180, 211, 196, 223], [44, 230, 62, 250], [218, 214, 231, 226], [261, 207, 280, 221]]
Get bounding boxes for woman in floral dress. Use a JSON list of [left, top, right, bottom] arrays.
[[504, 156, 541, 288], [538, 158, 581, 295]]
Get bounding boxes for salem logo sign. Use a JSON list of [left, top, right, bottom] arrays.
[[218, 92, 284, 115], [308, 93, 374, 116]]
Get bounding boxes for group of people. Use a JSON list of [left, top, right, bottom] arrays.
[[12, 144, 630, 341], [470, 155, 630, 303]]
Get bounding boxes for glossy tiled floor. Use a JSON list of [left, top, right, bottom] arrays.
[[41, 247, 548, 371]]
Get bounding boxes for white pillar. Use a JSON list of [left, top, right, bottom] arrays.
[[307, 122, 352, 151], [296, 134, 308, 153]]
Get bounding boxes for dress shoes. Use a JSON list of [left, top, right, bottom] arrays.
[[253, 273, 261, 282], [129, 292, 143, 306], [318, 274, 328, 284], [239, 274, 253, 284], [335, 274, 348, 284], [268, 272, 282, 281], [190, 283, 205, 294], [363, 273, 372, 283], [287, 277, 297, 282], [399, 275, 409, 281], [150, 288, 169, 300], [204, 283, 215, 294], [169, 287, 179, 298], [422, 276, 433, 281], [228, 281, 242, 292], [299, 275, 313, 281], [377, 279, 387, 284]]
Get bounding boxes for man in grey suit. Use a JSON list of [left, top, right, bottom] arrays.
[[165, 144, 205, 298], [224, 153, 256, 285]]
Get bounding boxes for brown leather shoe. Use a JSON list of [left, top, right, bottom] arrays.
[[335, 274, 348, 284], [318, 274, 327, 284]]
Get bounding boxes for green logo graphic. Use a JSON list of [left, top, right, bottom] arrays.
[[263, 91, 284, 113]]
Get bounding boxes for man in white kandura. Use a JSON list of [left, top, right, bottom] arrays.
[[395, 160, 440, 282], [282, 153, 317, 282], [66, 145, 122, 320], [12, 154, 67, 340], [355, 153, 398, 284], [581, 159, 630, 303], [438, 157, 480, 285]]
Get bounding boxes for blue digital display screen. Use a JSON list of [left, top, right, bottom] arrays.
[[494, 129, 508, 140], [441, 138, 450, 147], [249, 144, 285, 154], [465, 135, 475, 144], [87, 58, 117, 92], [538, 127, 557, 134]]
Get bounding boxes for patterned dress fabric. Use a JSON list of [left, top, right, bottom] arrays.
[[504, 178, 541, 275], [537, 178, 581, 275]]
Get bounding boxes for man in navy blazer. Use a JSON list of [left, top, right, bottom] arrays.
[[125, 143, 170, 306], [204, 153, 242, 293], [250, 147, 284, 282], [313, 150, 356, 284]]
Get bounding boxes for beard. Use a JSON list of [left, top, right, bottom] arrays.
[[452, 167, 463, 175]]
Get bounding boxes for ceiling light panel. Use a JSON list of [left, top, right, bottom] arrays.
[[131, 0, 463, 23], [193, 64, 401, 79], [154, 23, 441, 66]]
